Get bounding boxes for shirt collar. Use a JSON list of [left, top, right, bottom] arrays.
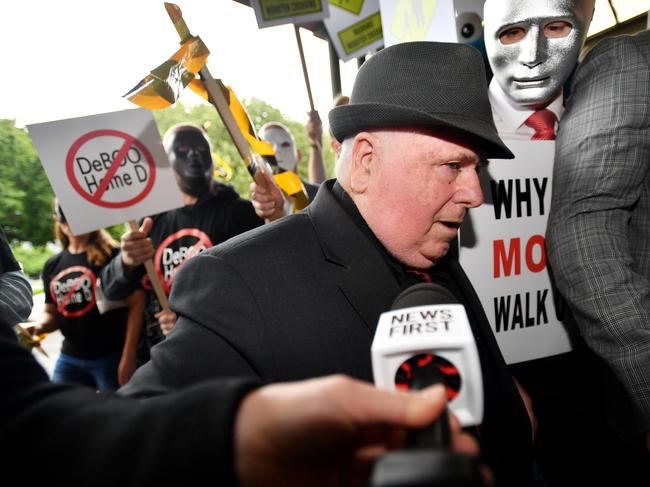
[[489, 79, 564, 133]]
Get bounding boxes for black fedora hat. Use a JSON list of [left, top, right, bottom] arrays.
[[329, 41, 514, 159]]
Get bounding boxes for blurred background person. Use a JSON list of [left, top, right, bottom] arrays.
[[0, 224, 32, 329], [26, 201, 144, 390]]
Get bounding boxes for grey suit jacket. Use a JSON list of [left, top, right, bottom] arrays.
[[547, 31, 650, 435]]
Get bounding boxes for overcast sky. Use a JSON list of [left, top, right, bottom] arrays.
[[1, 0, 359, 128], [2, 1, 648, 128]]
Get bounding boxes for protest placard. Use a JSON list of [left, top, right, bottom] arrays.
[[459, 140, 573, 364], [325, 0, 384, 62], [28, 109, 183, 235], [250, 0, 330, 28]]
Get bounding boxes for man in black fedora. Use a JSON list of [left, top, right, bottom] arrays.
[[119, 41, 533, 486]]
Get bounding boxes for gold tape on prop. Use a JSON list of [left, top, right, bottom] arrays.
[[213, 153, 234, 181], [226, 87, 275, 157], [273, 171, 309, 211], [124, 37, 210, 110]]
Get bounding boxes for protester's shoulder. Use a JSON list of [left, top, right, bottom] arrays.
[[583, 31, 650, 67], [208, 182, 246, 203], [42, 251, 64, 274]]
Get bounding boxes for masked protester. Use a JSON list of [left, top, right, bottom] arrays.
[[480, 2, 648, 485], [100, 124, 262, 367], [484, 0, 595, 139], [249, 121, 320, 222]]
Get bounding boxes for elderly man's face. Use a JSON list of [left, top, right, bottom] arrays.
[[357, 130, 483, 269], [484, 0, 592, 108]]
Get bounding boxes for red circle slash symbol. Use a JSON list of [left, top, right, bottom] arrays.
[[65, 129, 156, 208]]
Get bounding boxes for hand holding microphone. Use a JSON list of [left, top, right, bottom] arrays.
[[369, 283, 487, 487]]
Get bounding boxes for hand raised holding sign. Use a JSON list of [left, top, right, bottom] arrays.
[[123, 218, 171, 314], [121, 218, 154, 268]]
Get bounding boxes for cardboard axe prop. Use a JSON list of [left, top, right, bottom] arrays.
[[124, 2, 309, 211]]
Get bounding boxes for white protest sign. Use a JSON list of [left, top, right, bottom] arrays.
[[250, 0, 330, 28], [324, 0, 384, 62], [458, 139, 573, 364], [379, 0, 456, 47], [28, 109, 183, 235]]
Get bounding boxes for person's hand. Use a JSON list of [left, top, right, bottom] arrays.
[[121, 218, 154, 268], [155, 309, 177, 336], [234, 375, 480, 487], [306, 110, 323, 149], [250, 171, 288, 223]]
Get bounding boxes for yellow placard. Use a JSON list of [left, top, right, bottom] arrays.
[[260, 0, 323, 21], [391, 0, 438, 42], [337, 12, 383, 55], [330, 0, 364, 15]]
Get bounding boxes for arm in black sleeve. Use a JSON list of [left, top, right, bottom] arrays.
[[0, 321, 259, 485]]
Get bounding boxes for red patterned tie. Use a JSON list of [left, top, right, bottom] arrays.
[[405, 269, 432, 283], [523, 109, 557, 140]]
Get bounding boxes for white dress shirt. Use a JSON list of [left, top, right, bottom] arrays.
[[488, 80, 564, 139]]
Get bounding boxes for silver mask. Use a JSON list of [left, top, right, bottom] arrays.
[[484, 0, 594, 108], [259, 123, 298, 172]]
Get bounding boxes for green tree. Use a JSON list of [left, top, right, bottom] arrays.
[[152, 98, 336, 197], [0, 119, 54, 245]]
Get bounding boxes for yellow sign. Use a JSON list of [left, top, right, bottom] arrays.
[[391, 0, 438, 42], [338, 11, 383, 55], [260, 0, 323, 20], [330, 0, 364, 15]]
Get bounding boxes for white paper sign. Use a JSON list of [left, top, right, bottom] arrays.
[[250, 0, 330, 29], [459, 139, 573, 364], [379, 0, 456, 47], [28, 109, 183, 235], [324, 0, 384, 62]]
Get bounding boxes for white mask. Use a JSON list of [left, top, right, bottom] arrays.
[[484, 0, 594, 108], [259, 123, 298, 172]]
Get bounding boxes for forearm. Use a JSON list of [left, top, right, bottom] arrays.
[[307, 146, 326, 184], [547, 34, 650, 431], [100, 254, 144, 300], [0, 271, 33, 326], [122, 290, 145, 359]]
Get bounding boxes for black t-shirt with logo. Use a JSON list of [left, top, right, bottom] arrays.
[[138, 183, 263, 349], [43, 248, 127, 359]]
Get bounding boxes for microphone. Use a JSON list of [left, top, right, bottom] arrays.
[[372, 282, 483, 427], [369, 283, 485, 487]]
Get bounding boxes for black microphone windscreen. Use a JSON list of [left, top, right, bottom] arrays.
[[391, 283, 458, 310]]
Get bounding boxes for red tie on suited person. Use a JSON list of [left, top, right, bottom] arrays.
[[523, 109, 557, 140]]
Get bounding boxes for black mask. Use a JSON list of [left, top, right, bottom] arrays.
[[168, 129, 214, 197]]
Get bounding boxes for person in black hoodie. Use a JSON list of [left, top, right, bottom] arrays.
[[101, 124, 262, 366]]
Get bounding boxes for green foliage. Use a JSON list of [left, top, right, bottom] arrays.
[[11, 244, 57, 279], [152, 98, 336, 197], [0, 120, 55, 245], [0, 97, 335, 255]]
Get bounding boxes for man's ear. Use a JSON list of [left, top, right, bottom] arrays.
[[296, 148, 302, 164], [349, 132, 375, 194]]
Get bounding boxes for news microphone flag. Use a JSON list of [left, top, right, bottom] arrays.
[[371, 283, 483, 427]]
